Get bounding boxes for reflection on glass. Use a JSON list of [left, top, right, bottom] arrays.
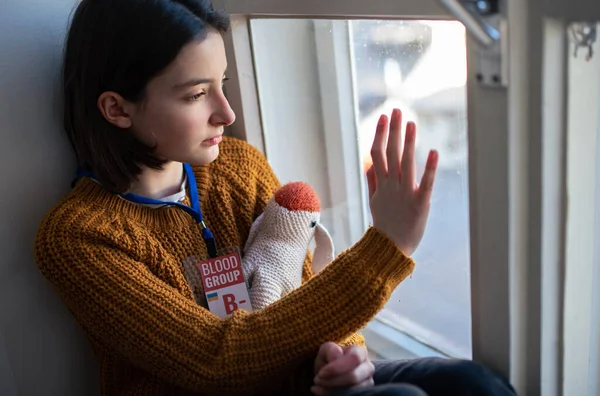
[[350, 20, 471, 358]]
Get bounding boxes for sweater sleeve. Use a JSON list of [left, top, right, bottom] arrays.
[[36, 220, 412, 394], [243, 140, 368, 350]]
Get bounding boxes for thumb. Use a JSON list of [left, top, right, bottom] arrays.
[[326, 344, 344, 363], [315, 342, 343, 374], [366, 165, 377, 199]]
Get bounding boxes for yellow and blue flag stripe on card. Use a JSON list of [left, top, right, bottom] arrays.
[[207, 292, 218, 302]]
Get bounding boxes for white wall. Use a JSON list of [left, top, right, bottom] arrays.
[[0, 1, 99, 395], [250, 19, 339, 242], [250, 19, 331, 196]]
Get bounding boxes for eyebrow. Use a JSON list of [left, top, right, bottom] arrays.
[[173, 71, 228, 90], [173, 78, 214, 90]]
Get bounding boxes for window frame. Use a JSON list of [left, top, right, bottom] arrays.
[[215, 0, 511, 377], [561, 19, 600, 396], [214, 0, 451, 19], [214, 1, 600, 395], [312, 19, 370, 251], [509, 2, 600, 395], [222, 15, 266, 152]]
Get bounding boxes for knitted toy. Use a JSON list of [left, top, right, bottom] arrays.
[[242, 182, 334, 310]]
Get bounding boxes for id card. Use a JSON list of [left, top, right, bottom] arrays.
[[183, 246, 253, 318]]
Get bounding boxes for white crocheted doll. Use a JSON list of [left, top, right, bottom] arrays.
[[241, 182, 334, 310]]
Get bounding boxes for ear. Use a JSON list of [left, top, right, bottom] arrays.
[[244, 212, 264, 253], [97, 91, 133, 128], [312, 223, 335, 274]]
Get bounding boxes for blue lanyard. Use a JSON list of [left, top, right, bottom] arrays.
[[75, 164, 217, 258]]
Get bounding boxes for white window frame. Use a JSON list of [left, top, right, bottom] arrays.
[[561, 18, 600, 396], [215, 0, 509, 376], [591, 129, 600, 396], [222, 15, 266, 152], [509, 2, 600, 396], [313, 19, 369, 246], [215, 0, 450, 19], [215, 0, 600, 395]]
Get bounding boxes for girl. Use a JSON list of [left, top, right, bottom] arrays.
[[35, 0, 515, 395]]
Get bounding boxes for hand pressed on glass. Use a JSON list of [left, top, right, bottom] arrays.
[[366, 108, 439, 256]]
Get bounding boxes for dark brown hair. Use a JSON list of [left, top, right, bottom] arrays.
[[63, 0, 230, 192]]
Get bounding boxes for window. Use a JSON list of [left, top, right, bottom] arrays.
[[351, 20, 470, 359], [250, 18, 470, 358], [218, 0, 600, 393]]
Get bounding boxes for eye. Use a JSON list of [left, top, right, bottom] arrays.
[[310, 220, 317, 228], [189, 92, 206, 101], [222, 77, 230, 87]]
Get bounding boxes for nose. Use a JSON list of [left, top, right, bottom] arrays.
[[209, 91, 236, 127]]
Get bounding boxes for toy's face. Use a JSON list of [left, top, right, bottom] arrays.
[[266, 202, 321, 244], [265, 181, 329, 246], [304, 210, 321, 237], [259, 192, 335, 273]]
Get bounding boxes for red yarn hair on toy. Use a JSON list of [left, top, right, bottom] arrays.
[[274, 182, 321, 213]]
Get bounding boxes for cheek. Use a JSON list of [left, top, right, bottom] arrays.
[[147, 102, 208, 146]]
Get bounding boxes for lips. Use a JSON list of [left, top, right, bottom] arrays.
[[202, 134, 223, 146]]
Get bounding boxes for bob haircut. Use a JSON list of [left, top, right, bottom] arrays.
[[63, 0, 230, 192]]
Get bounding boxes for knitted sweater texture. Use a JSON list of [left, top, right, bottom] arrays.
[[34, 137, 415, 396]]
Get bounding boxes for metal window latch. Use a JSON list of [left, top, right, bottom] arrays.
[[570, 22, 597, 62], [438, 0, 507, 88]]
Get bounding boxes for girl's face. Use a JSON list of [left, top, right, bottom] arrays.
[[127, 31, 235, 165]]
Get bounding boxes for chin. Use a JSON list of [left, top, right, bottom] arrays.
[[192, 145, 220, 165]]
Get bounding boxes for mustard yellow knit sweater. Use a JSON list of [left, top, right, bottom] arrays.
[[34, 137, 415, 396]]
